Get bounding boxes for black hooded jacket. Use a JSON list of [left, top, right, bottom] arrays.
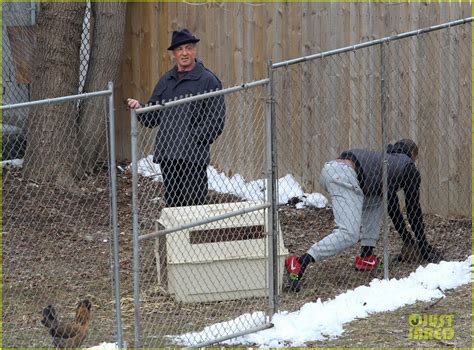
[[340, 142, 426, 247]]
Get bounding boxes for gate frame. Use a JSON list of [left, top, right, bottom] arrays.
[[130, 79, 274, 348]]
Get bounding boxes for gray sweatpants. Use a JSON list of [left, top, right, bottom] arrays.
[[307, 160, 383, 262]]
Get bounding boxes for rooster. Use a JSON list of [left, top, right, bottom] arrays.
[[41, 299, 92, 348]]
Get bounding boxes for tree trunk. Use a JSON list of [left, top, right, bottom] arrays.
[[79, 2, 127, 174], [24, 2, 86, 188]]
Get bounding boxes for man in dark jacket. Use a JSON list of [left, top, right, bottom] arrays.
[[127, 29, 225, 207], [284, 139, 444, 292]]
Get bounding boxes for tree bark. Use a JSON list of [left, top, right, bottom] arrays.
[[79, 2, 127, 174], [24, 2, 86, 188]]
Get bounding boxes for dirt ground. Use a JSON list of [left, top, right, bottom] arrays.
[[2, 166, 472, 348]]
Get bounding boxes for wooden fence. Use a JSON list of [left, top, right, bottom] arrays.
[[115, 2, 471, 216]]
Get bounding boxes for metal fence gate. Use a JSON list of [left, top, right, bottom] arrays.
[[128, 79, 288, 347]]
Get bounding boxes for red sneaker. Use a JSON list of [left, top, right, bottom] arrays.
[[284, 255, 302, 292], [354, 255, 380, 271]]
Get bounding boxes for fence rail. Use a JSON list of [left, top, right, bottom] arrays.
[[272, 16, 473, 68], [0, 90, 112, 110]]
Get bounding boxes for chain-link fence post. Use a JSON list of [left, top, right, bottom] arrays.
[[380, 42, 390, 280], [107, 81, 124, 348], [265, 60, 278, 319], [130, 108, 142, 348]]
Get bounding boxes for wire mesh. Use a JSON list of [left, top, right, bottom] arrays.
[[380, 25, 471, 280], [2, 2, 471, 347], [2, 2, 36, 161], [2, 2, 91, 161], [1, 93, 118, 348], [1, 3, 121, 348], [131, 83, 282, 347], [273, 22, 472, 325], [273, 44, 386, 306]]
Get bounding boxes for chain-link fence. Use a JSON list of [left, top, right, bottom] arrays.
[[2, 4, 471, 347], [127, 17, 471, 347], [272, 18, 472, 322], [2, 2, 37, 162], [129, 79, 292, 347], [1, 87, 122, 348], [2, 2, 91, 161]]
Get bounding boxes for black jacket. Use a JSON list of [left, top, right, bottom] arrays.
[[340, 146, 426, 246], [138, 60, 226, 164]]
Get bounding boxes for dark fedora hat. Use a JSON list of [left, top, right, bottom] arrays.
[[167, 28, 200, 51]]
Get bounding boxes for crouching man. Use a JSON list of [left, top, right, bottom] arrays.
[[285, 139, 444, 292]]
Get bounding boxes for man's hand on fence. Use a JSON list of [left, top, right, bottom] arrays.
[[126, 98, 141, 109]]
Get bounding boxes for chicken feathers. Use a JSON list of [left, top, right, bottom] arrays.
[[41, 299, 91, 348]]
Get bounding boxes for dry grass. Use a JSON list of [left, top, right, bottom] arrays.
[[2, 167, 471, 348]]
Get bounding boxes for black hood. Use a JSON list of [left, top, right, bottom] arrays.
[[386, 139, 416, 158]]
